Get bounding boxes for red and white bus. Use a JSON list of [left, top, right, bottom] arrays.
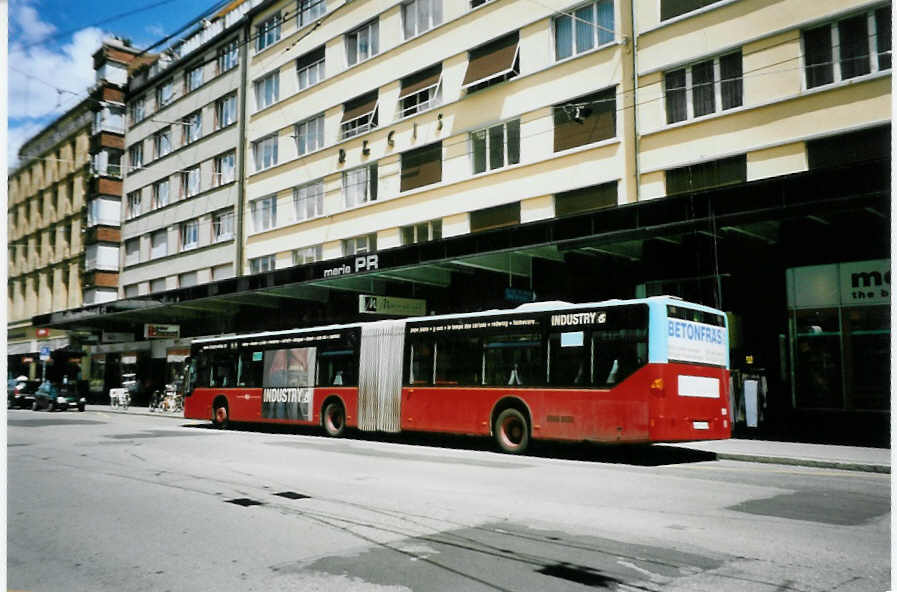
[[183, 296, 731, 453]]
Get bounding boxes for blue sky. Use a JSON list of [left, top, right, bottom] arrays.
[[7, 0, 221, 169]]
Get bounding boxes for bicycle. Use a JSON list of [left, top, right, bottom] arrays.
[[109, 388, 130, 411]]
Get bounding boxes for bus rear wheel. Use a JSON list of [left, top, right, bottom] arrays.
[[494, 408, 529, 454], [322, 401, 345, 437], [212, 402, 229, 429]]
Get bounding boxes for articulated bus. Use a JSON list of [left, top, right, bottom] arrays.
[[183, 296, 731, 453]]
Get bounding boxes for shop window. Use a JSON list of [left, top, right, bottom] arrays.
[[462, 32, 519, 94], [843, 305, 889, 410], [555, 181, 617, 217], [661, 0, 725, 21], [793, 308, 843, 409], [401, 142, 442, 191], [806, 125, 891, 171], [483, 333, 543, 386], [470, 202, 520, 233], [553, 87, 616, 152], [665, 155, 746, 195]]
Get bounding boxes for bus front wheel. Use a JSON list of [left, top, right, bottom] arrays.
[[212, 401, 229, 429], [494, 408, 529, 454], [322, 401, 346, 437]]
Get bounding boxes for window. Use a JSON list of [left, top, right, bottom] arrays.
[[213, 263, 233, 280], [400, 219, 441, 245], [185, 64, 203, 92], [215, 151, 236, 186], [346, 19, 379, 66], [462, 32, 519, 93], [256, 13, 281, 52], [151, 277, 167, 293], [483, 333, 544, 386], [401, 142, 442, 191], [150, 229, 168, 259], [124, 284, 139, 298], [661, 0, 725, 21], [130, 96, 146, 125], [181, 166, 200, 198], [183, 111, 202, 145], [253, 134, 279, 171], [250, 254, 276, 273], [128, 143, 143, 173], [341, 91, 378, 138], [299, 0, 326, 25], [665, 52, 742, 124], [127, 190, 143, 219], [807, 125, 891, 171], [399, 64, 442, 118], [180, 219, 199, 251], [343, 164, 378, 208], [554, 0, 614, 60], [803, 8, 891, 89], [153, 179, 170, 208], [296, 46, 325, 91], [555, 181, 617, 217], [293, 244, 323, 265], [179, 271, 198, 288], [470, 202, 519, 233], [343, 233, 377, 256], [217, 38, 239, 74], [255, 71, 280, 110], [251, 195, 277, 231], [293, 181, 324, 221], [213, 209, 235, 242], [553, 87, 616, 152], [471, 119, 520, 174], [402, 0, 442, 39], [665, 154, 746, 195], [156, 79, 174, 108], [295, 114, 325, 155], [154, 127, 172, 158], [216, 93, 237, 128], [471, 0, 493, 7]]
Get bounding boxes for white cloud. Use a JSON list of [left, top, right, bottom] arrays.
[[10, 1, 57, 45], [7, 120, 47, 170], [146, 24, 165, 38]]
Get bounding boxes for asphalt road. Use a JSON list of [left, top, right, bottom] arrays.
[[7, 408, 890, 591]]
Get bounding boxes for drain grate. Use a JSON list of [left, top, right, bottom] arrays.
[[226, 498, 264, 507], [274, 491, 311, 500], [537, 563, 621, 588]]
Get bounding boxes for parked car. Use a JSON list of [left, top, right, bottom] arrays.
[[8, 379, 41, 409], [32, 381, 86, 412]]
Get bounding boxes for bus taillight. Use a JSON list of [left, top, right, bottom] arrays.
[[649, 378, 665, 396]]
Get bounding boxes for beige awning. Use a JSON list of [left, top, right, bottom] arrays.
[[341, 92, 379, 124], [399, 65, 442, 99], [462, 33, 519, 88]]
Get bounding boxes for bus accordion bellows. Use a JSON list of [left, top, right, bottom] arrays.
[[183, 296, 731, 453]]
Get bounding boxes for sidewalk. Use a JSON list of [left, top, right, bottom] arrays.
[[668, 439, 891, 474], [88, 405, 890, 473]]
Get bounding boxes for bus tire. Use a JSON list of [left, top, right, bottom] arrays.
[[494, 408, 529, 454], [212, 400, 229, 429], [322, 400, 346, 437]]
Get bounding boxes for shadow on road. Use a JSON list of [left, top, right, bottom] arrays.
[[182, 421, 717, 467]]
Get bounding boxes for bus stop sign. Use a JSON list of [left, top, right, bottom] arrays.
[[39, 346, 51, 361]]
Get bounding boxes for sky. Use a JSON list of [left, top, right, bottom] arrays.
[[7, 0, 222, 170]]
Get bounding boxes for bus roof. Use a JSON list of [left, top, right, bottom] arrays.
[[192, 296, 722, 345]]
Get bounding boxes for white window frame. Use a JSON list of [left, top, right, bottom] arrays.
[[342, 164, 377, 209], [249, 254, 276, 273], [253, 134, 279, 172], [126, 190, 143, 219], [293, 180, 324, 222], [186, 64, 203, 92], [154, 127, 172, 158], [293, 245, 323, 265], [346, 19, 379, 66], [254, 71, 280, 111], [183, 111, 202, 145], [256, 13, 282, 53], [128, 143, 143, 172], [215, 151, 236, 186], [295, 114, 325, 156], [401, 219, 442, 245], [130, 96, 146, 125], [157, 79, 174, 108], [663, 51, 742, 124], [182, 166, 201, 198], [212, 210, 235, 242], [299, 0, 326, 26], [297, 50, 325, 91], [125, 237, 140, 267], [402, 0, 443, 40], [217, 38, 239, 74], [399, 78, 442, 119], [801, 8, 891, 90], [180, 219, 199, 251], [251, 195, 278, 232], [216, 93, 237, 129], [153, 179, 170, 208], [552, 0, 615, 62], [343, 234, 377, 256], [150, 229, 168, 259], [470, 118, 521, 174]]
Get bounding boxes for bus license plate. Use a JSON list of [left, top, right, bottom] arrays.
[[692, 421, 710, 430]]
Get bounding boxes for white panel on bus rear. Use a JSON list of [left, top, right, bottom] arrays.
[[677, 375, 720, 398]]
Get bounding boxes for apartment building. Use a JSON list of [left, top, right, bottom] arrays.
[[32, 0, 890, 441], [7, 100, 93, 380]]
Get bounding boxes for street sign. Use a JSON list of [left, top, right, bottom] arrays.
[[39, 346, 51, 361], [504, 287, 535, 303], [358, 295, 426, 316], [144, 324, 180, 339]]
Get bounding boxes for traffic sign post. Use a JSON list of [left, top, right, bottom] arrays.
[[39, 346, 50, 381]]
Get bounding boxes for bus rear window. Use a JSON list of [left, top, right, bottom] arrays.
[[667, 305, 725, 327]]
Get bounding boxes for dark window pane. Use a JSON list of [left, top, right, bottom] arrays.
[[806, 125, 891, 170], [483, 334, 543, 386], [407, 339, 434, 385], [555, 181, 617, 217], [876, 7, 891, 70], [554, 87, 616, 151], [506, 119, 520, 165], [665, 69, 687, 123], [472, 129, 487, 173], [435, 336, 481, 385], [548, 332, 588, 387], [839, 15, 870, 79], [488, 124, 504, 170], [401, 142, 442, 191], [804, 25, 834, 88], [691, 60, 715, 117], [661, 0, 723, 21], [719, 52, 743, 110], [470, 202, 520, 232], [575, 5, 595, 54], [592, 329, 648, 387], [666, 155, 746, 195], [555, 14, 573, 60]]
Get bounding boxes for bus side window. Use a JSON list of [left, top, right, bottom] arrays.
[[483, 333, 543, 387], [237, 350, 263, 387], [548, 331, 587, 387], [211, 353, 236, 387], [434, 335, 480, 385], [317, 349, 355, 386], [194, 353, 212, 388], [406, 339, 434, 385], [592, 329, 648, 387]]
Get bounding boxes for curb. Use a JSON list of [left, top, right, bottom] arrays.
[[713, 452, 891, 474]]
